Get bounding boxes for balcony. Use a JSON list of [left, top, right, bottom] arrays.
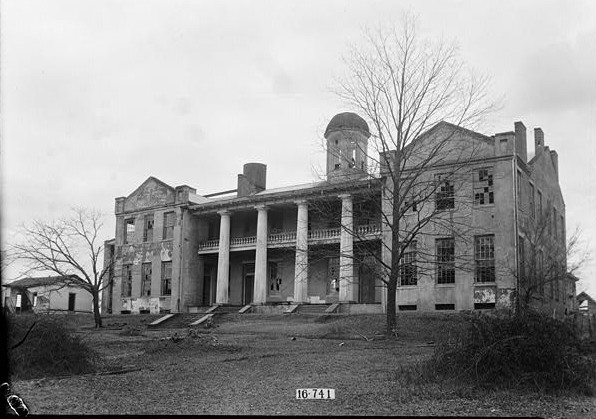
[[197, 224, 381, 253]]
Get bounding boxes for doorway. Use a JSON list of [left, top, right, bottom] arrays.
[[68, 293, 76, 311], [359, 261, 376, 303], [243, 263, 255, 305], [202, 264, 216, 306]]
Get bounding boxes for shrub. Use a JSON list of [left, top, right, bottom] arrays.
[[8, 314, 99, 379], [424, 310, 596, 394]]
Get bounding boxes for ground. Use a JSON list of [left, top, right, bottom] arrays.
[[9, 312, 596, 416]]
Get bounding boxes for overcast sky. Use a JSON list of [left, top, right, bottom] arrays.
[[2, 0, 595, 297]]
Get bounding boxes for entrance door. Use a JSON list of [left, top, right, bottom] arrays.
[[203, 264, 214, 306], [68, 293, 76, 311], [359, 262, 376, 303], [243, 263, 255, 305]]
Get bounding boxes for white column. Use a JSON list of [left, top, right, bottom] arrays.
[[339, 194, 355, 302], [253, 205, 268, 304], [216, 210, 231, 304], [380, 185, 392, 313], [294, 200, 309, 303]]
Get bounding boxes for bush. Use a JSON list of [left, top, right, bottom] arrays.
[[424, 310, 596, 394], [8, 314, 99, 379]]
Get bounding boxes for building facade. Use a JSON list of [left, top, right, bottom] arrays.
[[102, 112, 575, 316]]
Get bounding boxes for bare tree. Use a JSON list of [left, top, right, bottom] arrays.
[[516, 211, 586, 313], [333, 15, 496, 335], [10, 208, 112, 328]]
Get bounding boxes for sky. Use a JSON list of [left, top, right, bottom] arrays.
[[1, 0, 595, 297]]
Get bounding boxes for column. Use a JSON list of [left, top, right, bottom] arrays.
[[215, 210, 231, 304], [253, 205, 268, 304], [339, 194, 355, 302], [294, 200, 309, 303]]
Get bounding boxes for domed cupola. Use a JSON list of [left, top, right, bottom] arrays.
[[324, 112, 371, 181]]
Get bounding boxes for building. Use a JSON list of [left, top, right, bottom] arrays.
[[3, 275, 93, 313], [101, 112, 574, 316]]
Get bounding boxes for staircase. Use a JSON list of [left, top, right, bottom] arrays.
[[297, 304, 331, 315], [148, 306, 243, 329]]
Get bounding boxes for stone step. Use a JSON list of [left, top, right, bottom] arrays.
[[297, 304, 331, 314]]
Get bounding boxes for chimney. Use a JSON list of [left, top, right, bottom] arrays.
[[237, 163, 267, 197], [534, 128, 544, 156], [514, 121, 527, 162], [550, 150, 559, 181]]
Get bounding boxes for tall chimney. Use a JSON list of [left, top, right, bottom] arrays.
[[534, 128, 544, 156], [514, 121, 527, 162], [237, 163, 267, 197]]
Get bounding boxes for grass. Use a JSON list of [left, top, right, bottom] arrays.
[[9, 312, 596, 416]]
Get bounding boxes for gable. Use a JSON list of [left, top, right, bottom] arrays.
[[528, 148, 564, 205], [124, 177, 176, 212], [403, 122, 494, 169]]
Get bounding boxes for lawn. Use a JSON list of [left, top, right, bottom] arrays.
[[9, 312, 596, 416]]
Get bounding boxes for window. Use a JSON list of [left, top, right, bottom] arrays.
[[161, 261, 172, 296], [517, 170, 522, 198], [435, 303, 455, 310], [404, 192, 418, 213], [400, 241, 417, 286], [328, 257, 339, 293], [474, 168, 494, 206], [436, 238, 455, 284], [398, 304, 417, 311], [553, 208, 558, 239], [33, 292, 38, 307], [121, 264, 132, 297], [141, 263, 152, 297], [538, 250, 544, 296], [435, 174, 454, 210], [124, 219, 135, 244], [474, 302, 495, 310], [143, 214, 154, 242], [529, 183, 535, 217], [163, 212, 175, 240], [269, 262, 281, 295], [518, 236, 525, 283], [537, 191, 543, 216], [475, 235, 495, 283], [560, 215, 565, 242]]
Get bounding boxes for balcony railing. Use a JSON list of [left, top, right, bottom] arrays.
[[197, 224, 381, 252]]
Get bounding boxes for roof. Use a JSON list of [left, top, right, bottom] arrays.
[[577, 292, 596, 305], [324, 112, 371, 138], [3, 275, 82, 289]]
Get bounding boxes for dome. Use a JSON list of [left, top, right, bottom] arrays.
[[324, 112, 371, 138]]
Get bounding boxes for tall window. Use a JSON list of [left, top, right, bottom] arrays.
[[475, 235, 495, 283], [327, 257, 339, 293], [163, 212, 175, 240], [161, 261, 172, 296], [516, 170, 522, 199], [141, 263, 152, 297], [537, 190, 543, 216], [474, 168, 494, 206], [124, 219, 135, 244], [269, 262, 281, 295], [121, 264, 132, 297], [560, 215, 565, 243], [553, 208, 558, 239], [518, 236, 525, 283], [143, 214, 154, 242], [436, 238, 455, 284], [400, 241, 417, 286], [529, 183, 535, 217], [435, 174, 454, 210]]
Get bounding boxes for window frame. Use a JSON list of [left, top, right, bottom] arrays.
[[473, 168, 494, 206], [436, 237, 455, 284], [124, 218, 135, 244], [474, 235, 495, 283], [161, 261, 172, 296], [400, 241, 418, 286], [163, 212, 175, 241], [143, 214, 154, 242], [141, 262, 152, 297], [121, 264, 132, 298], [435, 174, 455, 211]]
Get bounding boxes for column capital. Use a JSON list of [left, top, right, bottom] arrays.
[[217, 209, 231, 216], [294, 199, 308, 206], [338, 193, 352, 200], [255, 204, 269, 211]]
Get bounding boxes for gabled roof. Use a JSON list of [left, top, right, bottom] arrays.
[[415, 121, 494, 145], [577, 291, 596, 305], [3, 275, 82, 289], [125, 176, 175, 199]]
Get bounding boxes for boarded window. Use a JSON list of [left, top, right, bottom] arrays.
[[475, 235, 495, 283], [435, 174, 454, 210], [121, 264, 132, 297], [143, 214, 154, 242], [142, 263, 152, 297], [161, 261, 172, 296], [400, 241, 417, 286], [436, 238, 455, 284], [474, 168, 494, 206], [124, 219, 135, 244], [163, 212, 175, 240]]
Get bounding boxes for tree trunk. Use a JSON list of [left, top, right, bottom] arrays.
[[386, 277, 397, 336], [92, 289, 102, 328]]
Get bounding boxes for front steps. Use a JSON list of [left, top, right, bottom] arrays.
[[148, 305, 243, 329]]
